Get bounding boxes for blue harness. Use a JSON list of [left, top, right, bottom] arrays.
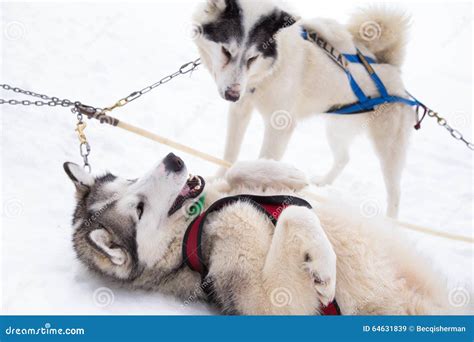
[[301, 28, 426, 127]]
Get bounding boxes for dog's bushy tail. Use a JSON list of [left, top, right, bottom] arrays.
[[347, 6, 411, 67]]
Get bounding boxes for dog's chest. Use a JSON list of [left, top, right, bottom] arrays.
[[201, 201, 275, 265]]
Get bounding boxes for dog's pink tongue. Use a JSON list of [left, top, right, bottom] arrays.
[[180, 184, 190, 196]]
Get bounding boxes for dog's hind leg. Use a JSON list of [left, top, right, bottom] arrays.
[[262, 206, 337, 314], [312, 117, 359, 186], [368, 104, 412, 218]]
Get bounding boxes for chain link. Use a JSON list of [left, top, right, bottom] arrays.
[[101, 58, 201, 112], [74, 108, 92, 173], [425, 107, 474, 150], [0, 58, 202, 172], [3, 58, 470, 154], [0, 83, 79, 108], [1, 83, 94, 171], [0, 58, 201, 113]]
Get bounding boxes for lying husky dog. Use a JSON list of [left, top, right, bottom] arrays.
[[64, 153, 449, 314], [193, 1, 416, 217]]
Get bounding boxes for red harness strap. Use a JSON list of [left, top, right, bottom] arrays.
[[182, 194, 341, 315]]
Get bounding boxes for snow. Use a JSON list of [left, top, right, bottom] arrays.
[[1, 0, 472, 315]]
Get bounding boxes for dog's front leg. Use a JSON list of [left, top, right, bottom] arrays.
[[205, 205, 335, 315], [259, 115, 296, 160], [262, 206, 337, 315], [217, 100, 254, 176]]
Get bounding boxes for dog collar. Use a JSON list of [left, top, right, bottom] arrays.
[[182, 194, 341, 315]]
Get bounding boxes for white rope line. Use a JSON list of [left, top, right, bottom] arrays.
[[387, 219, 473, 244], [113, 116, 473, 244]]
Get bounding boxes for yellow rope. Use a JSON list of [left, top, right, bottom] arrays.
[[106, 115, 473, 244]]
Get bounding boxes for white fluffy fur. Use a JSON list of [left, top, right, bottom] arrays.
[[347, 6, 411, 66], [217, 159, 451, 314], [193, 1, 416, 218]]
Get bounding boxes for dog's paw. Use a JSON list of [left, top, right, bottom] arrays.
[[280, 166, 309, 190], [226, 160, 309, 190], [302, 245, 336, 307]]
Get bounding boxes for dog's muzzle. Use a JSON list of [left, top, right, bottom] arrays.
[[164, 153, 184, 173], [224, 84, 241, 102]]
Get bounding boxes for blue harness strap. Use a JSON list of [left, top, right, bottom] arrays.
[[344, 53, 377, 64], [346, 72, 368, 103], [300, 28, 420, 117]]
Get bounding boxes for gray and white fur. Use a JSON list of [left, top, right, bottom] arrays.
[[64, 153, 451, 315]]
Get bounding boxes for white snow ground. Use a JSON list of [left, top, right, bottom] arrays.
[[0, 0, 472, 315]]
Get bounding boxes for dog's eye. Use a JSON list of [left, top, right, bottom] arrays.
[[221, 46, 232, 62], [136, 202, 144, 220], [247, 55, 258, 69]]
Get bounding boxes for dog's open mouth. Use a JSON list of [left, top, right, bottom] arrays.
[[168, 175, 205, 216]]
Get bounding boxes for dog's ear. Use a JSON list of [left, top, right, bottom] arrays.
[[206, 0, 227, 12], [88, 229, 127, 266], [63, 162, 94, 194]]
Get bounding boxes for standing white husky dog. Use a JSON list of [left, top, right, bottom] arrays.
[[64, 153, 450, 315], [193, 0, 415, 217]]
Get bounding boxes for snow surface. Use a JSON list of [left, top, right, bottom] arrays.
[[1, 0, 472, 315]]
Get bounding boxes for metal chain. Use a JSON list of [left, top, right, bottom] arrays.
[[0, 83, 94, 172], [0, 58, 201, 112], [0, 83, 80, 108], [100, 58, 201, 113], [0, 58, 202, 172], [3, 58, 471, 153], [73, 107, 92, 173], [424, 107, 474, 150]]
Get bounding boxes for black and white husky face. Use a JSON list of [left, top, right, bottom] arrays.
[[64, 153, 204, 281], [193, 0, 298, 102]]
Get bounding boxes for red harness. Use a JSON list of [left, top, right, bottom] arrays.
[[182, 194, 341, 315]]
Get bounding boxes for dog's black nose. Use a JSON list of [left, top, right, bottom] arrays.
[[224, 84, 241, 102], [224, 91, 240, 102], [163, 153, 184, 173]]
